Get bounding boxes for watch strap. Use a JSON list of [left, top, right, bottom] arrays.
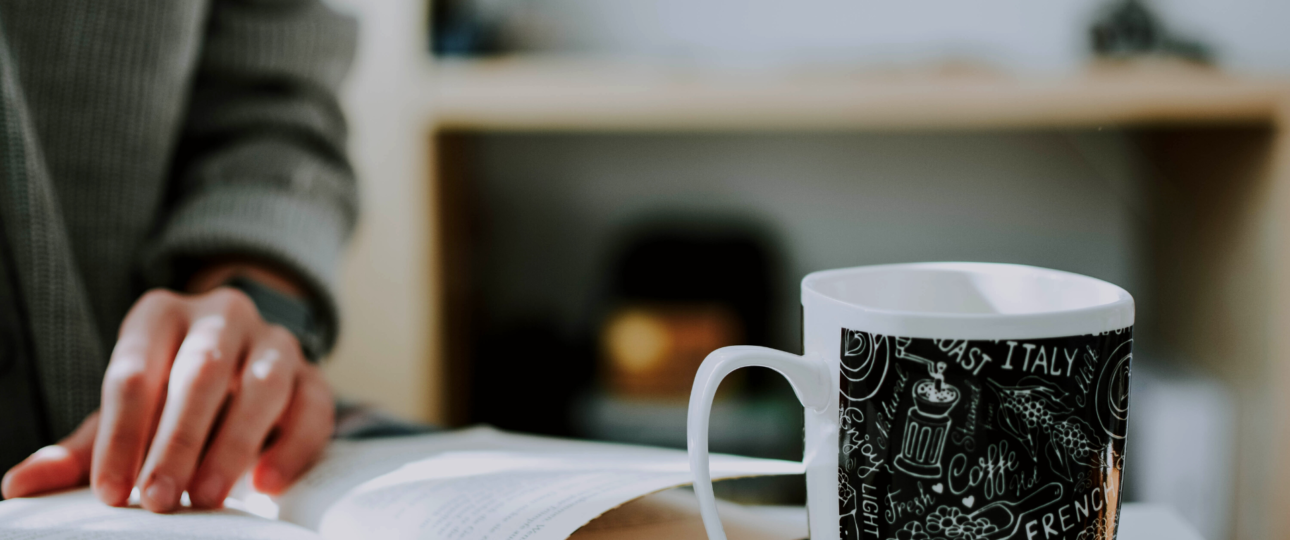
[[224, 276, 323, 361]]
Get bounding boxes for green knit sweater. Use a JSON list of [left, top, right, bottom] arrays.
[[0, 0, 357, 451]]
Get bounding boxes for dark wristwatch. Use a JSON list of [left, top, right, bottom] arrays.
[[224, 276, 324, 362]]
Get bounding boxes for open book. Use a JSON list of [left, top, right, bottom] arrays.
[[0, 426, 804, 540]]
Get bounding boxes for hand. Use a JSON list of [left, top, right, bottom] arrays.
[[1, 286, 334, 511]]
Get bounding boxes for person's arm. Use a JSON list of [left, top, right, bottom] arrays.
[[143, 0, 359, 346], [0, 0, 357, 511]]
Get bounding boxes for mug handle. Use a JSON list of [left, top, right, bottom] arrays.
[[687, 345, 831, 540]]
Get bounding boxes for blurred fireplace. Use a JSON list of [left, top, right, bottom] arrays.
[[599, 225, 776, 399], [466, 217, 793, 433]]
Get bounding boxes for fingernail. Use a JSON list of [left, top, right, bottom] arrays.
[[193, 476, 225, 508], [143, 475, 176, 512], [94, 477, 131, 507], [1, 468, 18, 499], [30, 445, 70, 463], [255, 466, 283, 493]]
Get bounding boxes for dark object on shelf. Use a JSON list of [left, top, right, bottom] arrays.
[[1089, 0, 1213, 64], [431, 0, 505, 57], [610, 222, 779, 350], [600, 303, 742, 398], [599, 221, 782, 399]]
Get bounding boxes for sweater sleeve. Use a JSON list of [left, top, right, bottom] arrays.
[[142, 0, 359, 357]]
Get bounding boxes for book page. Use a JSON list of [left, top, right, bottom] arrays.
[[277, 425, 803, 538], [315, 449, 803, 540], [275, 427, 512, 529], [0, 488, 322, 540], [276, 427, 618, 528]]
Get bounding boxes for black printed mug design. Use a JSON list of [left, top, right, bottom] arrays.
[[688, 263, 1134, 540], [839, 329, 1131, 540]]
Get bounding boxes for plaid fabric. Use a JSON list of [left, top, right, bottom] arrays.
[[0, 1, 356, 442]]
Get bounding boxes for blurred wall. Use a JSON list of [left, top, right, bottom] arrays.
[[322, 0, 440, 422], [486, 0, 1290, 73]]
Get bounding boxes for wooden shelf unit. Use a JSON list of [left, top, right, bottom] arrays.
[[422, 57, 1290, 540]]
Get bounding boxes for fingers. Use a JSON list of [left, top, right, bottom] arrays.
[[2, 411, 99, 499], [92, 290, 188, 507], [135, 289, 257, 513], [253, 363, 333, 495], [188, 327, 297, 508], [93, 285, 333, 512]]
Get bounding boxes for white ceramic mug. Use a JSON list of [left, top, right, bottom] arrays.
[[688, 262, 1134, 540]]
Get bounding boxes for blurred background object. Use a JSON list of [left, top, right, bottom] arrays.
[[600, 303, 742, 398], [1088, 0, 1213, 64], [572, 221, 805, 501], [597, 222, 776, 400], [324, 0, 1290, 536], [430, 0, 505, 56]]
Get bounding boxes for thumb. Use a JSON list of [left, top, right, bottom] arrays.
[[2, 411, 99, 499]]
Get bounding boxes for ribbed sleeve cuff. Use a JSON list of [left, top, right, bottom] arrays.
[[142, 187, 347, 356]]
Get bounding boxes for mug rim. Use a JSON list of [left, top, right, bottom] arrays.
[[801, 262, 1134, 340]]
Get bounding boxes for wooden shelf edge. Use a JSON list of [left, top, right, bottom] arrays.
[[420, 57, 1290, 132]]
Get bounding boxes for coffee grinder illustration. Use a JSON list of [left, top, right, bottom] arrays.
[[894, 364, 961, 478]]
